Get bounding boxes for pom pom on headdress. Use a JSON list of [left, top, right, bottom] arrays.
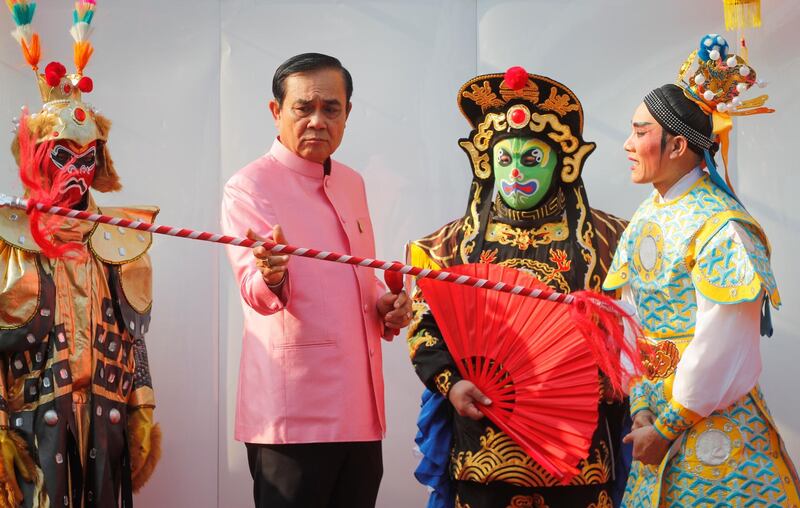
[[44, 61, 66, 86], [77, 75, 93, 92], [678, 34, 771, 116], [504, 66, 529, 91]]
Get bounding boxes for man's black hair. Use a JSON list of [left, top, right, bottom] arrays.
[[272, 53, 353, 105], [652, 84, 715, 157]]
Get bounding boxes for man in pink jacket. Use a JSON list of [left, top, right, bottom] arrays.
[[221, 53, 412, 508]]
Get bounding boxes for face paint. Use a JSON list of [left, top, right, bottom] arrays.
[[46, 140, 97, 206], [493, 137, 558, 210]]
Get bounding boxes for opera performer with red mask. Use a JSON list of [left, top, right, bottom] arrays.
[[0, 2, 160, 506]]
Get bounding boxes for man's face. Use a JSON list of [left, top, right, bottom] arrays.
[[493, 136, 558, 210], [269, 68, 350, 164], [624, 102, 669, 186], [46, 139, 97, 206]]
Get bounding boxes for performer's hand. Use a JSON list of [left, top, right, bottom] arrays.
[[448, 380, 491, 421], [0, 429, 35, 507], [623, 424, 670, 465], [376, 290, 412, 329], [631, 410, 656, 431], [247, 226, 290, 288]]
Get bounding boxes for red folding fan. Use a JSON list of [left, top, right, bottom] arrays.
[[417, 263, 610, 482]]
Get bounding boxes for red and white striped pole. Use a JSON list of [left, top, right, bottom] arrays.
[[0, 194, 577, 305]]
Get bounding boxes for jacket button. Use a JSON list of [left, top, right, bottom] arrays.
[[363, 304, 369, 312], [369, 348, 374, 357]]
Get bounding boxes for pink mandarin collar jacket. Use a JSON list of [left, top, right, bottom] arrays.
[[222, 139, 388, 444]]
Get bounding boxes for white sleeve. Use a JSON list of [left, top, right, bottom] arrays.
[[619, 285, 638, 392], [671, 292, 762, 417]]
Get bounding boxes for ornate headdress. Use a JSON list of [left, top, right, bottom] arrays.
[[451, 66, 597, 264], [6, 0, 119, 256], [7, 0, 105, 146], [647, 33, 772, 199], [457, 66, 595, 187]]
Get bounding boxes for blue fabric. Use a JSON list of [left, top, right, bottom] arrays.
[[612, 412, 633, 507], [704, 149, 740, 203], [414, 388, 454, 508]]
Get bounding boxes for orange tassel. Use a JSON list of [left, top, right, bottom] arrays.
[[73, 40, 93, 74], [20, 33, 40, 70]]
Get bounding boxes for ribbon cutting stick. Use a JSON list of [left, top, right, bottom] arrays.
[[0, 193, 588, 304]]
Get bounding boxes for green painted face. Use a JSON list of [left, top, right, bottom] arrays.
[[493, 137, 558, 210]]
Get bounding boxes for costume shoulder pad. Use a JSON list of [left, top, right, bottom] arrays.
[[90, 206, 159, 264], [0, 207, 40, 253], [690, 211, 779, 307]]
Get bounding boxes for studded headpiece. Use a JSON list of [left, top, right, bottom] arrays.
[[457, 66, 594, 186], [7, 0, 103, 147]]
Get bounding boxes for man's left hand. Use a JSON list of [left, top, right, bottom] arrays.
[[622, 424, 671, 465], [377, 291, 412, 330]]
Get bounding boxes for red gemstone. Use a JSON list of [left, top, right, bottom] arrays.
[[510, 109, 526, 125], [74, 108, 86, 122], [63, 84, 72, 94]]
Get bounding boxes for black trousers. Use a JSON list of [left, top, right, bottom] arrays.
[[245, 441, 383, 508]]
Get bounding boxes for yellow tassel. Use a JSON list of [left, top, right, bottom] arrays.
[[723, 0, 762, 30]]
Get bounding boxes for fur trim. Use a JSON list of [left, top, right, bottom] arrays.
[[91, 113, 122, 192], [131, 423, 161, 493]]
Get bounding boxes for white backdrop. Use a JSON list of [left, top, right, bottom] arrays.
[[1, 1, 799, 507]]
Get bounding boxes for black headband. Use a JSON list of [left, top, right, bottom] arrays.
[[643, 89, 714, 152]]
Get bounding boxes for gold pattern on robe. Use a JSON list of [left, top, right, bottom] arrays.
[[506, 494, 550, 508], [455, 495, 472, 508], [485, 214, 569, 251], [497, 258, 571, 294], [408, 330, 439, 360], [587, 491, 613, 508], [436, 369, 454, 396], [642, 340, 680, 379], [451, 428, 611, 488]]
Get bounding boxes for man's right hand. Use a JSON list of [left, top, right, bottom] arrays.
[[448, 380, 491, 421], [247, 226, 290, 288]]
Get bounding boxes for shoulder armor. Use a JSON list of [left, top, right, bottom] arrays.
[[690, 211, 780, 307], [0, 207, 40, 253], [408, 219, 464, 270], [90, 206, 159, 264]]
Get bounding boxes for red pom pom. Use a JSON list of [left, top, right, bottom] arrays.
[[44, 61, 67, 87], [77, 76, 94, 93], [504, 66, 529, 91]]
